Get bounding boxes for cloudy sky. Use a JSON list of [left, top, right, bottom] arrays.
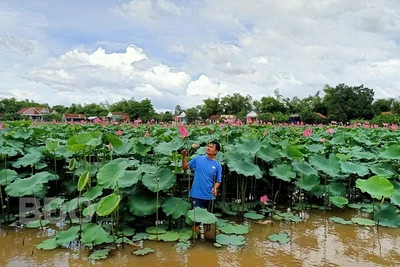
[[1, 0, 400, 112]]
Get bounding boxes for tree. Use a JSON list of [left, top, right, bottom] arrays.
[[322, 84, 375, 122], [158, 111, 174, 122], [185, 108, 199, 123], [253, 96, 286, 114], [220, 93, 253, 119], [373, 98, 394, 114], [174, 105, 182, 116], [52, 105, 68, 114], [199, 98, 222, 120]]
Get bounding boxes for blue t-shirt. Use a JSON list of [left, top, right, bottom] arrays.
[[189, 155, 222, 200]]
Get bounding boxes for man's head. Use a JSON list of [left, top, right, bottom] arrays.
[[206, 141, 221, 157]]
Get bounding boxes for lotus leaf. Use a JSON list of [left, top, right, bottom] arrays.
[[309, 154, 341, 178], [133, 247, 154, 256], [0, 169, 18, 186], [77, 171, 89, 191], [295, 174, 320, 191], [66, 133, 93, 151], [340, 161, 369, 177], [306, 144, 325, 153], [269, 164, 296, 182], [13, 128, 33, 139], [328, 182, 346, 196], [12, 149, 42, 168], [158, 231, 180, 242], [330, 136, 345, 145], [351, 217, 376, 226], [154, 137, 185, 155], [119, 170, 142, 188], [233, 139, 263, 156], [26, 220, 49, 228], [369, 163, 395, 178], [55, 226, 80, 246], [336, 153, 351, 161], [216, 234, 246, 246], [329, 217, 353, 225], [146, 226, 167, 235], [5, 171, 52, 197], [280, 145, 303, 160], [268, 232, 290, 245], [243, 212, 264, 220], [89, 248, 111, 260], [292, 160, 318, 176], [132, 232, 149, 241], [356, 176, 394, 200], [81, 223, 113, 245], [46, 140, 59, 152], [162, 197, 191, 219], [97, 160, 128, 189], [256, 144, 281, 162], [218, 224, 249, 235], [174, 241, 191, 252], [379, 145, 400, 160], [36, 238, 58, 250], [226, 159, 263, 179], [351, 151, 376, 160], [137, 164, 158, 174], [69, 158, 76, 171], [104, 133, 123, 148], [115, 237, 133, 245], [83, 202, 100, 217], [142, 168, 176, 192], [96, 194, 121, 216], [389, 181, 400, 207], [187, 207, 217, 224], [132, 141, 152, 154], [329, 196, 348, 208], [128, 189, 162, 216], [82, 186, 103, 200], [373, 203, 400, 228], [178, 228, 193, 242], [43, 198, 65, 212]]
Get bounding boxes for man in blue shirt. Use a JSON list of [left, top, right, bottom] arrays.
[[181, 141, 222, 211]]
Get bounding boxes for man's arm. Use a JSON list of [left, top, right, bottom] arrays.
[[212, 164, 222, 196], [181, 149, 189, 170], [212, 182, 220, 196]]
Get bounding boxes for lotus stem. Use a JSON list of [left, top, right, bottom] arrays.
[[156, 177, 159, 241], [54, 151, 58, 197]]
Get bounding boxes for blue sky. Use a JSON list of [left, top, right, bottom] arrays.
[[1, 0, 400, 112]]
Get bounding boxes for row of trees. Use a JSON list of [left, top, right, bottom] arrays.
[[1, 83, 399, 124]]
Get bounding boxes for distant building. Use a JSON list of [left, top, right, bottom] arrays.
[[177, 112, 187, 124], [246, 111, 258, 124], [106, 112, 130, 122], [18, 107, 50, 121], [62, 113, 87, 122]]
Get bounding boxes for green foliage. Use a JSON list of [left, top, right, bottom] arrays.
[[370, 114, 400, 126], [268, 232, 290, 245]]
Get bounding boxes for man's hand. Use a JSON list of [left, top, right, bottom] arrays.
[[181, 149, 187, 157], [212, 187, 217, 196]]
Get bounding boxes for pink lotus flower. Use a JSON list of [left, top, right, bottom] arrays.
[[145, 131, 150, 137], [320, 138, 326, 143], [390, 124, 398, 131], [326, 128, 335, 134], [179, 124, 189, 139], [303, 128, 312, 137], [116, 130, 123, 136], [260, 195, 268, 204], [191, 143, 198, 148]]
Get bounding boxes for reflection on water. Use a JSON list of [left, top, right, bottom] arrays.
[[1, 209, 400, 267]]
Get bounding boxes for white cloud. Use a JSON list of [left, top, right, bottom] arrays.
[[0, 34, 35, 55], [187, 75, 228, 98], [115, 0, 183, 20]]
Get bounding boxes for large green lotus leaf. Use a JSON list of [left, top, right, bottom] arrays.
[[0, 169, 18, 186], [132, 142, 152, 154], [280, 145, 303, 160], [216, 234, 246, 246], [369, 163, 396, 178], [158, 231, 180, 242], [373, 203, 400, 228], [132, 232, 149, 241], [96, 194, 121, 216], [269, 164, 296, 182], [227, 159, 263, 178], [328, 182, 346, 196], [233, 139, 263, 156], [77, 171, 89, 191], [268, 232, 290, 245], [83, 202, 100, 217], [187, 207, 217, 224], [329, 217, 353, 225], [390, 181, 400, 207], [119, 170, 142, 188], [12, 149, 42, 168], [81, 223, 113, 245], [256, 144, 281, 162], [295, 174, 320, 191], [310, 185, 325, 197], [329, 136, 345, 145], [162, 197, 191, 219], [113, 141, 133, 155], [82, 186, 103, 201], [178, 228, 193, 242], [26, 220, 49, 228], [142, 168, 176, 192], [379, 145, 400, 160], [292, 160, 318, 176], [5, 171, 52, 197], [46, 140, 59, 152], [137, 164, 158, 174], [146, 226, 167, 234], [154, 137, 185, 155], [43, 197, 65, 212], [351, 151, 376, 160], [62, 198, 79, 213], [336, 153, 351, 161], [225, 151, 252, 165], [356, 176, 394, 199], [133, 247, 154, 256], [329, 196, 348, 208], [351, 217, 376, 226], [36, 238, 58, 250], [243, 212, 264, 220], [340, 161, 369, 177], [88, 248, 111, 260], [353, 136, 373, 146], [55, 226, 80, 246], [66, 133, 93, 147], [174, 241, 191, 252], [128, 189, 162, 216], [97, 160, 128, 189], [13, 128, 34, 139], [306, 144, 325, 153], [104, 133, 123, 148], [218, 224, 249, 235], [309, 154, 341, 178]]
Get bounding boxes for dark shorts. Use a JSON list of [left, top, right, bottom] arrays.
[[191, 197, 212, 211]]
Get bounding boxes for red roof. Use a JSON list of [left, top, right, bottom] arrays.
[[210, 115, 221, 120], [18, 107, 49, 115], [64, 114, 87, 119]]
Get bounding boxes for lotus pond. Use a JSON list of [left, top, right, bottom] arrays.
[[0, 121, 399, 265]]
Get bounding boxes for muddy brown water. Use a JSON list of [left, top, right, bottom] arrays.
[[1, 209, 400, 267]]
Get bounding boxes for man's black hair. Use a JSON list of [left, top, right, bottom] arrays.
[[210, 140, 221, 151]]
